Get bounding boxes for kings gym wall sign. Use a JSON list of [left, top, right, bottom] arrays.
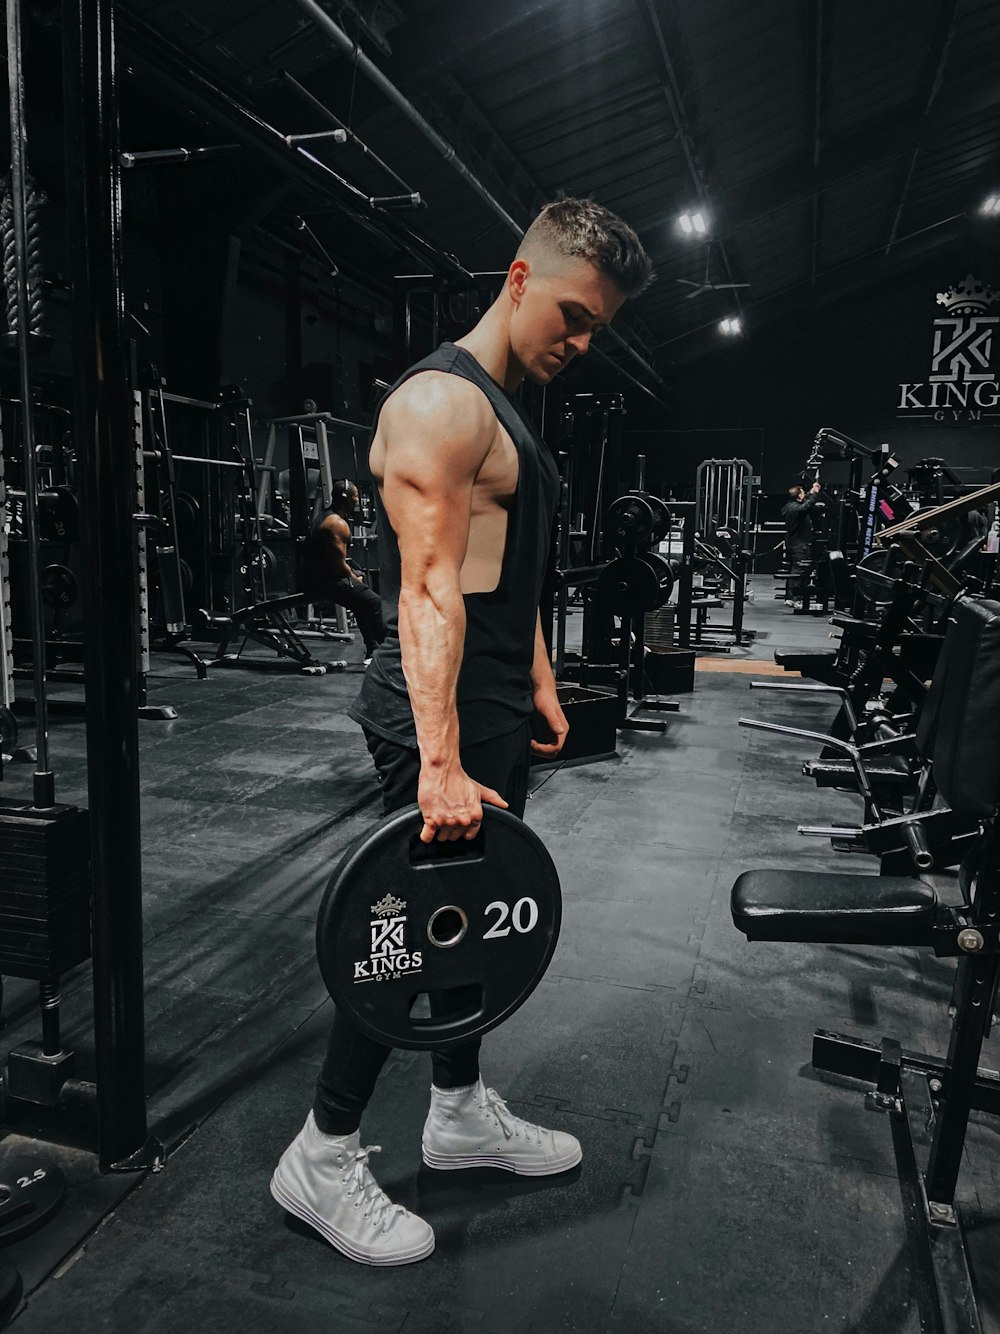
[[897, 275, 1000, 422]]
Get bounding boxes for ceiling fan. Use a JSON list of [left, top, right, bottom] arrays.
[[675, 245, 750, 300]]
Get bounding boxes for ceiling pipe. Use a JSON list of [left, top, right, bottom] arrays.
[[291, 0, 521, 233], [114, 9, 470, 281], [290, 0, 667, 403]]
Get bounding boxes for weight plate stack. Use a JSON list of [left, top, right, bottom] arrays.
[[317, 805, 562, 1050], [0, 804, 92, 980]]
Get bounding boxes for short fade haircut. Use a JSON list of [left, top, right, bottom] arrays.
[[517, 197, 653, 298], [788, 483, 805, 497]]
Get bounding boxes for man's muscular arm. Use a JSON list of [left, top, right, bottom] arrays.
[[378, 374, 508, 843]]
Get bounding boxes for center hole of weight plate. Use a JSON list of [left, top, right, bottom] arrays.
[[427, 905, 468, 948]]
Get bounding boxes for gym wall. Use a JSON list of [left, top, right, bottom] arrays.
[[625, 232, 1000, 495]]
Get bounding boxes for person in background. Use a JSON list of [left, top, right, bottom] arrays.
[[782, 479, 825, 609], [299, 478, 385, 661]]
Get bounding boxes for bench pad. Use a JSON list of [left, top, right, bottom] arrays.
[[731, 869, 937, 945]]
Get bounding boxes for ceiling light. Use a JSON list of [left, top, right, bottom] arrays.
[[981, 195, 1000, 215], [719, 317, 742, 336], [677, 210, 708, 236]]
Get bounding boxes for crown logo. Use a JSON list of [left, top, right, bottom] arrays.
[[935, 274, 999, 315], [370, 893, 406, 918]]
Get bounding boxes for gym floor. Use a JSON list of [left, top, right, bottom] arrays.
[[2, 584, 999, 1332]]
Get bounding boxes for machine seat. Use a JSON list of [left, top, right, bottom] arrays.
[[731, 869, 937, 945], [773, 649, 837, 668]]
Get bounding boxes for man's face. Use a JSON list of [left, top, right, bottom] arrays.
[[508, 257, 627, 385]]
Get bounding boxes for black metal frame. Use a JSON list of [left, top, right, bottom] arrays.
[[803, 826, 1000, 1330], [62, 0, 157, 1172]]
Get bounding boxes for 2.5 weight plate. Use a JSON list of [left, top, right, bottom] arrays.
[[316, 805, 562, 1050], [0, 1155, 65, 1245]]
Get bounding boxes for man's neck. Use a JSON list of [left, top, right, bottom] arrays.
[[454, 301, 524, 394]]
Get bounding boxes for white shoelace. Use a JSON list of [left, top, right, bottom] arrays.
[[345, 1145, 406, 1232], [481, 1087, 543, 1145]]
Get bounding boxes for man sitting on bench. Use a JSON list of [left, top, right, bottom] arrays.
[[300, 479, 385, 662]]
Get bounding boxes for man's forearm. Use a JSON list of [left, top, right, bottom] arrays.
[[398, 585, 466, 767]]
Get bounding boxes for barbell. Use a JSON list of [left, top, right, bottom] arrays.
[[316, 804, 562, 1050]]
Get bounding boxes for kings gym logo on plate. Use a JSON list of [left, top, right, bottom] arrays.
[[353, 893, 423, 983]]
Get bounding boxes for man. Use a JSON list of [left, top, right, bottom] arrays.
[[781, 479, 824, 609], [299, 478, 386, 660], [271, 198, 652, 1265]]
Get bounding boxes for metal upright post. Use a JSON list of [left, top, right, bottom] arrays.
[[62, 0, 153, 1171]]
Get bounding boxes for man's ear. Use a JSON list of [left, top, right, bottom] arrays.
[[508, 258, 529, 306]]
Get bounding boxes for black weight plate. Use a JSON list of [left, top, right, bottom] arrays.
[[36, 489, 80, 544], [648, 495, 672, 544], [644, 551, 675, 606], [856, 548, 902, 607], [317, 805, 561, 1050], [40, 564, 78, 611], [920, 512, 964, 560], [597, 554, 661, 614], [0, 1156, 65, 1244], [174, 492, 200, 537], [606, 494, 654, 548]]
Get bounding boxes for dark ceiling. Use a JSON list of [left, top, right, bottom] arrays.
[[116, 0, 1000, 396]]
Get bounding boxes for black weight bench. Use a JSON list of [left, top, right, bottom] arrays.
[[731, 594, 1000, 1331], [733, 869, 936, 946]]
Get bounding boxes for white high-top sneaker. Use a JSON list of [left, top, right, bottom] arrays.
[[271, 1112, 435, 1266], [421, 1078, 582, 1176]]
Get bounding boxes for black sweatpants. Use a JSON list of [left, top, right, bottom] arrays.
[[786, 538, 812, 600], [326, 577, 386, 656], [312, 719, 532, 1135]]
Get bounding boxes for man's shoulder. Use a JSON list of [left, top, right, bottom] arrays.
[[379, 368, 496, 448], [319, 511, 351, 538]]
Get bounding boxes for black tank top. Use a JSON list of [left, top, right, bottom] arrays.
[[349, 343, 560, 748], [299, 507, 340, 597]]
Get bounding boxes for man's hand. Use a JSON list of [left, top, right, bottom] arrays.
[[530, 684, 570, 759], [810, 481, 822, 494], [417, 761, 508, 843]]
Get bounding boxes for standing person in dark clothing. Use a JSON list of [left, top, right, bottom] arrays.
[[299, 478, 385, 661], [782, 479, 824, 608], [271, 197, 653, 1266]]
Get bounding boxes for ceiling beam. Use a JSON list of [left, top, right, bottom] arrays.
[[714, 59, 1000, 242], [383, 0, 561, 77], [635, 0, 746, 321], [658, 210, 969, 364], [884, 0, 962, 255], [808, 0, 828, 288]]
